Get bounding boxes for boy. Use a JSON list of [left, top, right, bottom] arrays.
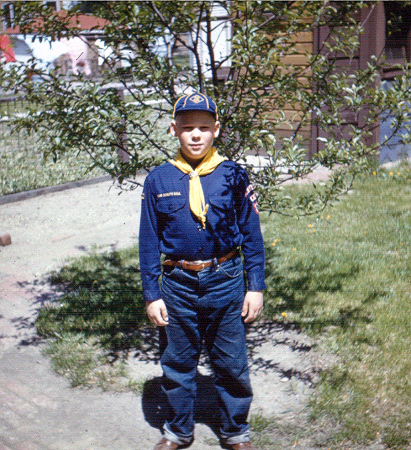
[[139, 93, 266, 450]]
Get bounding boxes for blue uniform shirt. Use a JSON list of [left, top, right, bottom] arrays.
[[139, 160, 266, 301]]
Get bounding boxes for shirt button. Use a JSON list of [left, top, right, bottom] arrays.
[[169, 205, 173, 210]]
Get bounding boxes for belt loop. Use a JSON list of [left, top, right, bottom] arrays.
[[179, 260, 183, 269], [212, 257, 218, 271]]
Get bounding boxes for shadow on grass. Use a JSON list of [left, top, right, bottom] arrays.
[[15, 244, 377, 360], [13, 243, 383, 366], [263, 246, 380, 332], [12, 245, 351, 443], [22, 248, 149, 358]]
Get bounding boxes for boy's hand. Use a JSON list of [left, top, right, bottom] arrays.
[[242, 291, 263, 323], [146, 299, 169, 326]]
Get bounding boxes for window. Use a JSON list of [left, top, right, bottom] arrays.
[[190, 3, 232, 79], [42, 1, 61, 12], [62, 1, 101, 15], [1, 2, 15, 30], [385, 1, 411, 63]]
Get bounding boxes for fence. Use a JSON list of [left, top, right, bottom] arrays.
[[0, 95, 42, 153], [0, 94, 108, 197], [1, 101, 25, 154], [0, 94, 33, 117]]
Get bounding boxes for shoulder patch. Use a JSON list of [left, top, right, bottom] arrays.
[[245, 184, 259, 214], [245, 184, 254, 197]]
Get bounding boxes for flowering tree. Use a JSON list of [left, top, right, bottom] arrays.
[[1, 1, 411, 215]]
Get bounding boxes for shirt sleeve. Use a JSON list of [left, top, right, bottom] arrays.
[[139, 175, 162, 301], [235, 167, 267, 291]]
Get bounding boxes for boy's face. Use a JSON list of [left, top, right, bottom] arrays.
[[170, 110, 220, 163]]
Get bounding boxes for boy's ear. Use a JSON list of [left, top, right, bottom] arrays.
[[170, 120, 177, 137], [214, 121, 220, 138]]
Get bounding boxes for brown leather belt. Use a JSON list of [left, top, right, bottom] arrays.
[[163, 249, 238, 272]]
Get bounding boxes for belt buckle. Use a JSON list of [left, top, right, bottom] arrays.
[[191, 258, 210, 267]]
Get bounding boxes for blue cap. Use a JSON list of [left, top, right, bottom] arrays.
[[173, 93, 218, 119]]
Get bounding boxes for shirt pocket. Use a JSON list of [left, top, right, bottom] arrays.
[[156, 196, 186, 215], [208, 194, 233, 214], [208, 193, 237, 236]]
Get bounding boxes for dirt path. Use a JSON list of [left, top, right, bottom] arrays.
[[0, 178, 343, 449]]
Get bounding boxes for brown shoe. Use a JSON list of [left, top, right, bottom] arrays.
[[153, 437, 180, 450], [230, 442, 258, 450]]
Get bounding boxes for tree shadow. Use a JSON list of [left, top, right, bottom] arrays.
[[245, 321, 321, 385], [12, 240, 385, 363], [13, 243, 381, 359], [263, 245, 381, 332], [16, 247, 148, 356], [139, 320, 320, 439], [12, 244, 360, 440]]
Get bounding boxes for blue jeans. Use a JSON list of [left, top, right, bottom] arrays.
[[160, 254, 252, 445]]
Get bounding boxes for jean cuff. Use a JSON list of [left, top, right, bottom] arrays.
[[164, 423, 193, 445], [221, 427, 250, 445]]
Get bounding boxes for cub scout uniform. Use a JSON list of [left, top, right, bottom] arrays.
[[140, 155, 266, 300], [139, 93, 266, 447]]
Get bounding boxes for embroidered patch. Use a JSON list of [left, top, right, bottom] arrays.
[[189, 94, 204, 104], [157, 191, 182, 198], [245, 184, 259, 214], [245, 184, 254, 197], [249, 193, 257, 203]]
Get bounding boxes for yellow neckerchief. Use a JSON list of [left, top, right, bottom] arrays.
[[169, 147, 226, 228]]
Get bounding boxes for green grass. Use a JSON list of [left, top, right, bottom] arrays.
[[261, 163, 411, 449], [43, 332, 133, 390], [0, 123, 104, 196], [36, 246, 147, 350], [34, 164, 411, 448], [35, 246, 149, 392]]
